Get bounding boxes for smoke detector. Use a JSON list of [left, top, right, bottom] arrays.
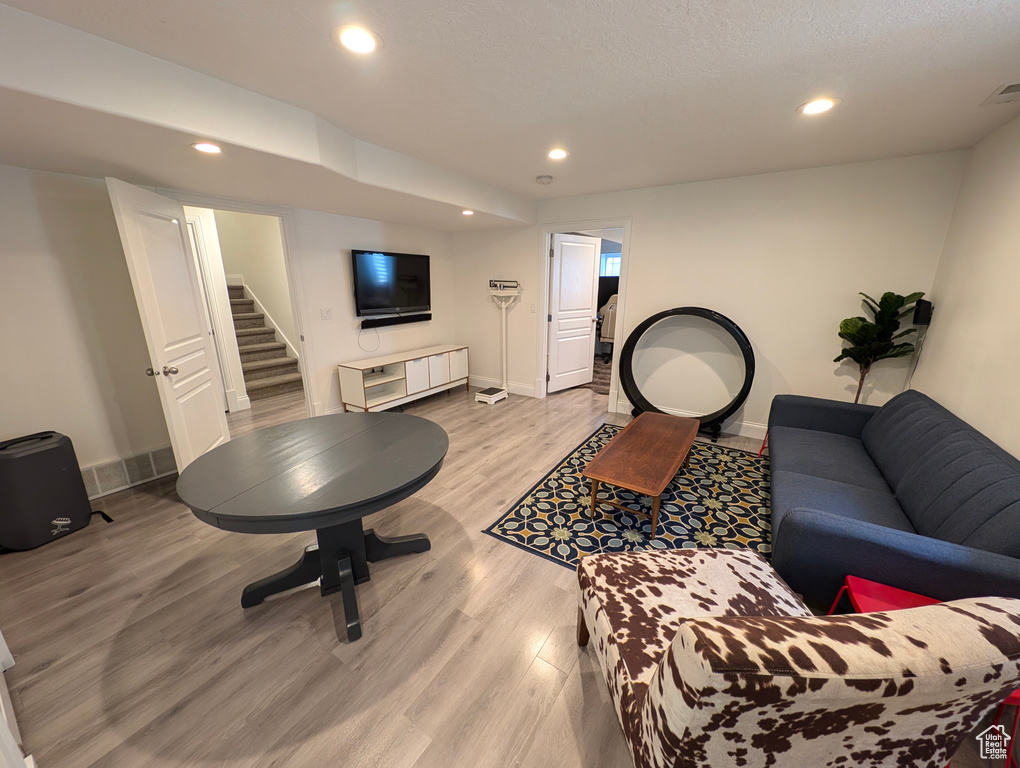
[[981, 83, 1020, 106], [536, 175, 553, 185]]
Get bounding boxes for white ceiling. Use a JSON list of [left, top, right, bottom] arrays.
[[2, 0, 1019, 224]]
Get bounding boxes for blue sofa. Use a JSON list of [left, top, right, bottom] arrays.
[[768, 389, 1020, 605]]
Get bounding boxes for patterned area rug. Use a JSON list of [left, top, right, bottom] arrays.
[[483, 424, 771, 569]]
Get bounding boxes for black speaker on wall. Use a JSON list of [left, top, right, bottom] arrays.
[[913, 299, 933, 326]]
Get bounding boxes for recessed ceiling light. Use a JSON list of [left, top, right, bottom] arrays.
[[335, 26, 379, 53], [798, 98, 838, 115], [462, 210, 474, 216], [548, 148, 568, 160], [192, 142, 221, 154]]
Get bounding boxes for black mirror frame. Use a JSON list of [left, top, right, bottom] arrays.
[[618, 307, 755, 440]]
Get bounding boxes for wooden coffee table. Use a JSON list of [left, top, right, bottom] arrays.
[[582, 413, 700, 539]]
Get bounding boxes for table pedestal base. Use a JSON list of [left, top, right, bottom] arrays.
[[240, 518, 431, 642]]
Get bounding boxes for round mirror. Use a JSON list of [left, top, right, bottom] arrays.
[[619, 307, 754, 438]]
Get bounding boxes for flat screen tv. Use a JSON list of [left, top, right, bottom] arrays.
[[351, 250, 431, 317]]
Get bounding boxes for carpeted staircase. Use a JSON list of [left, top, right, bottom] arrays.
[[228, 285, 304, 401]]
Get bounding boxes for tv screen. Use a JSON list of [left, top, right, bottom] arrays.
[[351, 250, 431, 317]]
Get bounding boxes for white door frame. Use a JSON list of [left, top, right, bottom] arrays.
[[157, 188, 316, 418], [536, 217, 632, 413], [184, 207, 250, 412]]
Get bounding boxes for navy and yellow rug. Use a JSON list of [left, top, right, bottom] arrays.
[[483, 424, 771, 569]]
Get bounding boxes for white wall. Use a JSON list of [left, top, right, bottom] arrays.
[[453, 152, 967, 434], [288, 209, 455, 414], [214, 210, 298, 348], [912, 115, 1020, 457], [0, 165, 169, 465], [448, 227, 544, 395]]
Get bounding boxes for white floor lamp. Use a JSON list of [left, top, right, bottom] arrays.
[[476, 280, 521, 405]]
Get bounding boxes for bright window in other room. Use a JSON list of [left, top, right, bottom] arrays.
[[600, 253, 621, 277]]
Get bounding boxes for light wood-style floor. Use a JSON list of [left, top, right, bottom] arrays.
[[0, 388, 994, 767]]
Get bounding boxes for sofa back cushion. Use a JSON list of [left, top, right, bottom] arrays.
[[862, 390, 1020, 553], [636, 597, 1020, 768], [896, 432, 1020, 553], [862, 390, 961, 491]]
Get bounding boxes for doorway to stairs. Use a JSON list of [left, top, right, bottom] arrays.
[[184, 207, 306, 414]]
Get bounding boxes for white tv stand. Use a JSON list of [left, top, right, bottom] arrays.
[[338, 344, 469, 412]]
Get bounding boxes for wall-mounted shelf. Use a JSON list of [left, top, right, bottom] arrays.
[[338, 344, 469, 412]]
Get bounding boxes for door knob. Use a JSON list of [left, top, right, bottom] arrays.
[[145, 367, 160, 377], [162, 366, 179, 375]]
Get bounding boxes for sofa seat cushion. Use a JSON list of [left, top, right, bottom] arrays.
[[768, 426, 892, 492], [770, 470, 915, 535], [577, 549, 809, 751]]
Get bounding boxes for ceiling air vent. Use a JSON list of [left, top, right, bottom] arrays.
[[981, 83, 1020, 106]]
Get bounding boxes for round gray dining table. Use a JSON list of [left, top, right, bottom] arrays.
[[176, 412, 449, 641]]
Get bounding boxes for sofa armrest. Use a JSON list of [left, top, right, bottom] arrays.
[[768, 395, 880, 439], [772, 507, 1020, 604]]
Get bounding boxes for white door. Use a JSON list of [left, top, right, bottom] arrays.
[[547, 234, 601, 392], [107, 178, 230, 470]]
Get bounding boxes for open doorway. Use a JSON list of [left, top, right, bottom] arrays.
[[184, 207, 306, 414], [541, 223, 629, 411], [584, 228, 622, 394]]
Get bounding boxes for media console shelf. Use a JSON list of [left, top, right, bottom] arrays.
[[338, 344, 469, 412]]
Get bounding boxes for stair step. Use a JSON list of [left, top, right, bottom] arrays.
[[238, 341, 286, 353], [230, 299, 255, 313], [238, 341, 287, 362], [228, 285, 246, 299], [242, 357, 299, 381], [246, 372, 304, 401], [242, 357, 297, 371], [235, 326, 275, 338], [233, 312, 266, 330], [235, 329, 277, 345], [246, 372, 303, 389]]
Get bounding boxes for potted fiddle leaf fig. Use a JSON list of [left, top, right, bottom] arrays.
[[834, 291, 924, 403]]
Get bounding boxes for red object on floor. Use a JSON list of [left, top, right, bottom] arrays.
[[830, 576, 1020, 766], [827, 575, 941, 615], [990, 689, 1020, 768], [758, 430, 768, 457]]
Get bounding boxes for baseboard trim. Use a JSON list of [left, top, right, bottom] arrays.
[[224, 388, 252, 412], [80, 446, 178, 500], [469, 375, 536, 398]]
